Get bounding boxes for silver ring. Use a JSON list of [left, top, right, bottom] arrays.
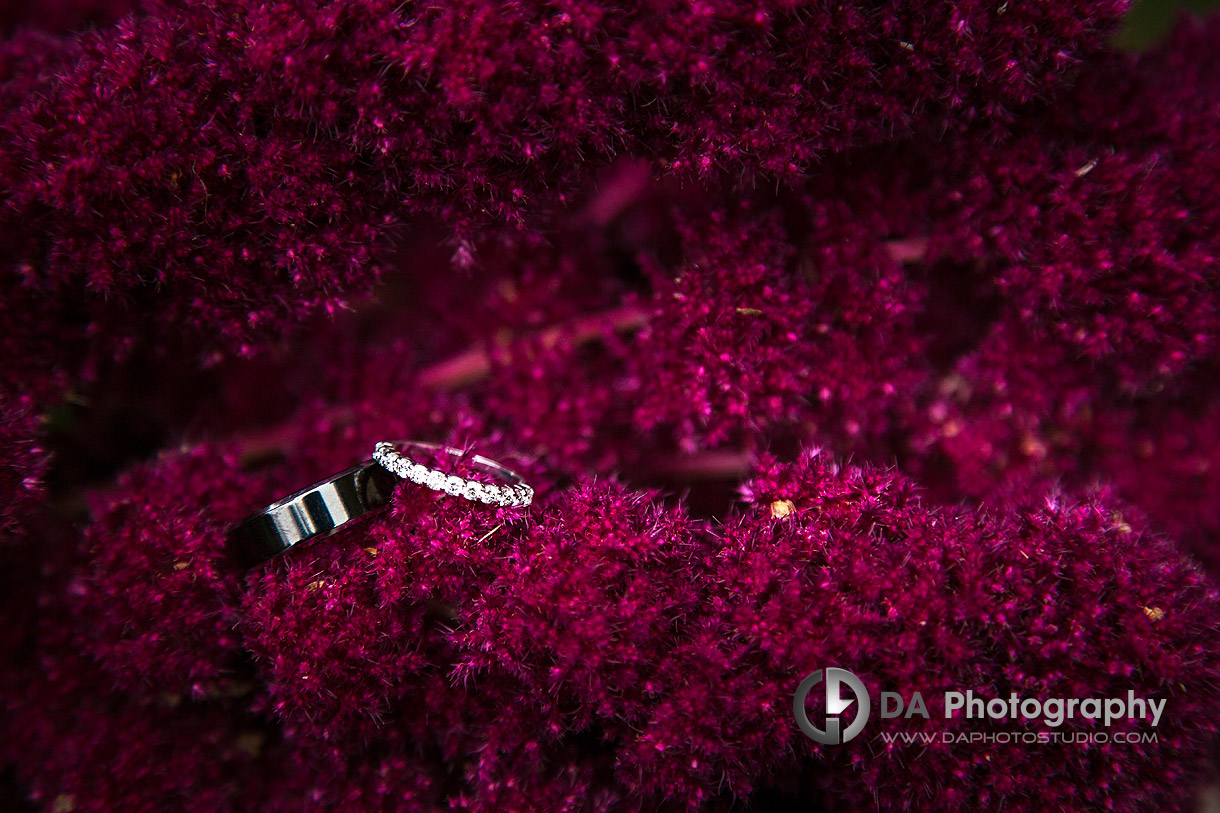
[[373, 441, 534, 507], [227, 459, 398, 567]]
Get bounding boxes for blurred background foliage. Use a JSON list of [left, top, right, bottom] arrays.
[[1118, 0, 1220, 49]]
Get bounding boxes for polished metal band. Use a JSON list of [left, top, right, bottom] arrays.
[[227, 459, 398, 567], [373, 441, 534, 507]]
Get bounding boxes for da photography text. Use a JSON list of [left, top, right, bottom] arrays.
[[793, 667, 1166, 746]]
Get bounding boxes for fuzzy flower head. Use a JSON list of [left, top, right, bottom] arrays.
[[8, 2, 1220, 813]]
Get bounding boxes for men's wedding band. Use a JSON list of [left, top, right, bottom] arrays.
[[227, 460, 398, 567]]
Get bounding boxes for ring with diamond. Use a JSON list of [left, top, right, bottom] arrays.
[[227, 459, 400, 568], [373, 441, 534, 508]]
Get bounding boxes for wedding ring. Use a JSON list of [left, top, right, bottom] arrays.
[[228, 441, 532, 568], [227, 459, 398, 567], [373, 441, 534, 508]]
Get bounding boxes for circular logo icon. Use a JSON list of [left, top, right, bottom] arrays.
[[793, 668, 871, 745]]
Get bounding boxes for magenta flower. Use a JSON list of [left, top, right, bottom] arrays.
[[5, 1, 1220, 811]]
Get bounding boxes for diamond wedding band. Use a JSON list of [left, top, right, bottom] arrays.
[[373, 441, 534, 508]]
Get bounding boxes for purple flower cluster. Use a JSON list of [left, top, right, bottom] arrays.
[[5, 0, 1220, 810], [11, 437, 1218, 809], [0, 0, 1124, 382], [0, 392, 47, 542]]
